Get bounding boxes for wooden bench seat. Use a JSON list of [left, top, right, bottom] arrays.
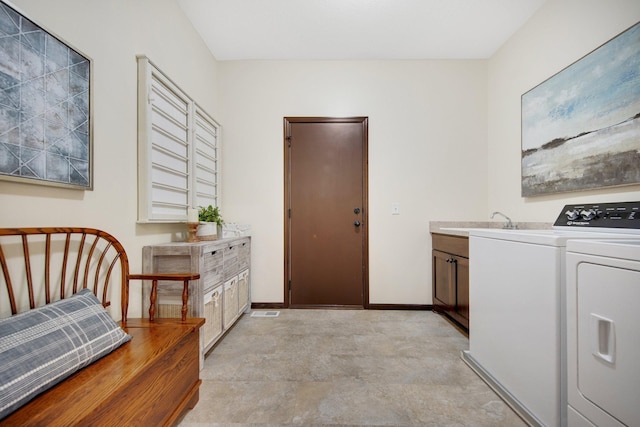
[[1, 318, 204, 426], [0, 228, 204, 426]]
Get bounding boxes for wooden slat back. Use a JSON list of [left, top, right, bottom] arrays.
[[0, 228, 130, 320]]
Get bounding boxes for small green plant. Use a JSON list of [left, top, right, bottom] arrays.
[[198, 205, 224, 226]]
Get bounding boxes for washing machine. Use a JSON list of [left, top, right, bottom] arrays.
[[566, 238, 640, 427], [462, 201, 640, 427]]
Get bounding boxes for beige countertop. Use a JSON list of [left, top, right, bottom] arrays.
[[429, 221, 552, 237]]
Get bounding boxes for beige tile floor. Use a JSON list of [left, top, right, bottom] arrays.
[[178, 309, 526, 427]]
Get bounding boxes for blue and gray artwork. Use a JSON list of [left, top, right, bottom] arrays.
[[521, 22, 640, 196], [0, 2, 91, 189]]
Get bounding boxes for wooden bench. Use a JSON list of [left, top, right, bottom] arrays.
[[0, 228, 204, 426]]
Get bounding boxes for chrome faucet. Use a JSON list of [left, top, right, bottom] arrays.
[[491, 211, 517, 229]]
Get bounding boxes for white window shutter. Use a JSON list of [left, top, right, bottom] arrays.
[[192, 104, 219, 210], [137, 56, 219, 222]]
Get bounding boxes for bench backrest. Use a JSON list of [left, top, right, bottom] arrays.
[[0, 228, 130, 320]]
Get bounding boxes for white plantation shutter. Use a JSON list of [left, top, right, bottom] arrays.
[[193, 106, 218, 209], [137, 56, 220, 222], [148, 71, 189, 219]]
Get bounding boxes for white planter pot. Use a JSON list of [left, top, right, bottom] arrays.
[[196, 223, 222, 241]]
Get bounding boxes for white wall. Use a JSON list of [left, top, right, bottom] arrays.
[[221, 0, 640, 305], [487, 0, 640, 220], [5, 0, 638, 310], [0, 0, 219, 318], [218, 60, 488, 304]]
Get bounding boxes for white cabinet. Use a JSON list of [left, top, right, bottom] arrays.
[[142, 236, 250, 366]]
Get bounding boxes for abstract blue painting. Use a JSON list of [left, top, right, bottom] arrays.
[[521, 21, 640, 197], [0, 0, 92, 190]]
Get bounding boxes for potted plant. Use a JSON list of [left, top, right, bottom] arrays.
[[196, 205, 224, 240]]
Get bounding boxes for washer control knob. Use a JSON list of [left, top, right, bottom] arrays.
[[565, 209, 580, 220], [580, 209, 597, 220]]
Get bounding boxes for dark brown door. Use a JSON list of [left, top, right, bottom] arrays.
[[284, 117, 368, 307]]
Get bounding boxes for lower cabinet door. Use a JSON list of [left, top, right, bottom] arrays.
[[223, 276, 239, 329], [453, 256, 469, 328], [432, 250, 469, 330], [203, 285, 223, 350], [432, 250, 455, 311], [238, 269, 250, 313]]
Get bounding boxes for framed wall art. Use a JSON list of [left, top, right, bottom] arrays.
[[0, 0, 92, 190], [521, 21, 640, 197]]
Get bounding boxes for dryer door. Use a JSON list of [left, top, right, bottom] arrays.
[[575, 261, 640, 426]]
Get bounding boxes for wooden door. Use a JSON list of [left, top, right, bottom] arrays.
[[284, 117, 368, 307]]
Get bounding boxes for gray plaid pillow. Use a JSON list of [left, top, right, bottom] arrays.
[[0, 288, 131, 419]]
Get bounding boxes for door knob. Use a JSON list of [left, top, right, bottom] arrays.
[[354, 207, 360, 214], [354, 221, 361, 227]]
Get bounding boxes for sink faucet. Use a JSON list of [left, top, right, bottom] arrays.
[[491, 211, 517, 229]]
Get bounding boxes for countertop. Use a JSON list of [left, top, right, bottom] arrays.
[[430, 221, 552, 237]]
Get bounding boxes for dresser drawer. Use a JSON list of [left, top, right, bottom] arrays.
[[223, 244, 239, 279], [432, 233, 469, 258], [203, 248, 224, 290], [238, 239, 251, 270]]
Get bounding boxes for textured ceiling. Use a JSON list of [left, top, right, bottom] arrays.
[[177, 0, 547, 60]]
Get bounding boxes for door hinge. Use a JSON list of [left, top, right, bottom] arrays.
[[286, 135, 292, 147], [288, 208, 291, 218], [288, 280, 292, 290]]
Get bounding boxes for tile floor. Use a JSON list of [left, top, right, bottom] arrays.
[[178, 309, 526, 427]]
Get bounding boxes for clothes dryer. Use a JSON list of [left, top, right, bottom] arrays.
[[566, 239, 640, 427]]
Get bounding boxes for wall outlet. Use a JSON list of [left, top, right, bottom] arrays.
[[392, 202, 400, 215]]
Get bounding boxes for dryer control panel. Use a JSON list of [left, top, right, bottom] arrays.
[[554, 201, 640, 229]]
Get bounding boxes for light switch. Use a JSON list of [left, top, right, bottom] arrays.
[[392, 202, 400, 215]]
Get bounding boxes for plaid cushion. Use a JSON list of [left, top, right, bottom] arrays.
[[0, 289, 131, 419]]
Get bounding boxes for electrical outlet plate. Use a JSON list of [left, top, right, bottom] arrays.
[[392, 202, 400, 215]]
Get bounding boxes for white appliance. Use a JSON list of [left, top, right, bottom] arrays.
[[566, 239, 640, 427], [461, 202, 640, 427]]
